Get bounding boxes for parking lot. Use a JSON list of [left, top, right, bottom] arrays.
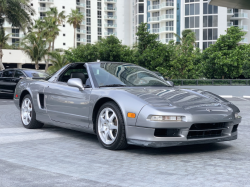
[[0, 97, 250, 187]]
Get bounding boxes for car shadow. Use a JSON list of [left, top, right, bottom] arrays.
[[42, 125, 232, 155]]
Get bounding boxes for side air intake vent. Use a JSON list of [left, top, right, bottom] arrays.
[[39, 94, 45, 109]]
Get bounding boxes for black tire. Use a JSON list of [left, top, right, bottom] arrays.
[[96, 101, 128, 150], [21, 94, 44, 129]]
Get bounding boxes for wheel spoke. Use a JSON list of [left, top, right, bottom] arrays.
[[109, 123, 118, 130], [100, 116, 105, 124], [105, 109, 109, 120], [104, 130, 109, 142], [109, 113, 116, 122], [108, 130, 115, 140], [101, 126, 106, 132]]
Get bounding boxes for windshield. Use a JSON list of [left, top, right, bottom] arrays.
[[25, 71, 49, 78], [89, 63, 172, 87]]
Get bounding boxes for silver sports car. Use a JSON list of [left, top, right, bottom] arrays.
[[14, 62, 241, 150]]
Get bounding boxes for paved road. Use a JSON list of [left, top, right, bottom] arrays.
[[0, 98, 250, 187]]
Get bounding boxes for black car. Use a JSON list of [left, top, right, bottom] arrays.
[[0, 69, 48, 97]]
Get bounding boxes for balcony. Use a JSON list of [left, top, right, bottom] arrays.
[[77, 29, 86, 34], [11, 33, 24, 38], [227, 9, 233, 14], [238, 25, 248, 31], [38, 7, 50, 12], [160, 2, 174, 9], [231, 13, 248, 19], [104, 7, 116, 11], [240, 37, 248, 43], [105, 32, 117, 36], [80, 21, 86, 25], [79, 12, 85, 16], [148, 4, 160, 11], [38, 0, 54, 3], [149, 28, 159, 34], [104, 0, 117, 3], [3, 22, 12, 27], [77, 38, 86, 42], [160, 14, 174, 21], [148, 16, 160, 22], [160, 26, 174, 33], [104, 24, 117, 28], [40, 16, 46, 20], [161, 38, 174, 44], [76, 2, 85, 7], [227, 22, 233, 27], [104, 15, 117, 19]]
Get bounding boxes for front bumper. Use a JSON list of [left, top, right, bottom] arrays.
[[126, 120, 240, 148]]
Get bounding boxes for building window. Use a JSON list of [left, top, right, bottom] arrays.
[[185, 16, 199, 28], [139, 15, 144, 24], [63, 43, 66, 45], [31, 3, 33, 6], [63, 34, 65, 36], [203, 15, 218, 27], [203, 3, 218, 15], [87, 18, 91, 26], [97, 2, 101, 10], [139, 4, 144, 13], [62, 6, 65, 9], [87, 26, 91, 34], [63, 24, 65, 27], [86, 9, 91, 17], [98, 19, 102, 27], [98, 27, 102, 35], [185, 3, 200, 16], [98, 36, 102, 41], [86, 0, 91, 8], [87, 35, 91, 43], [98, 11, 102, 18]]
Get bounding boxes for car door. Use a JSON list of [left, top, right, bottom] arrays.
[[0, 70, 16, 95], [12, 70, 26, 90], [44, 65, 91, 128]]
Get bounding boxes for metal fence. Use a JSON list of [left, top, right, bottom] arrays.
[[171, 79, 250, 86]]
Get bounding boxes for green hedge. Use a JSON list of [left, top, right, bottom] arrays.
[[171, 79, 250, 86]]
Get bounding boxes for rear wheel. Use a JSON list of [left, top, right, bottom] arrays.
[[96, 102, 128, 150], [21, 95, 44, 129]]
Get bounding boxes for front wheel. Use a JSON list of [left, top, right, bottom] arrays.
[[21, 95, 44, 129], [96, 102, 128, 150]]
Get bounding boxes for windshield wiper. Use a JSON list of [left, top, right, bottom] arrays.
[[99, 84, 127, 88]]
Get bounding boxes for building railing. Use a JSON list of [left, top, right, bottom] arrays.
[[80, 21, 86, 25], [105, 32, 117, 36], [104, 24, 117, 28], [148, 16, 160, 22], [160, 14, 174, 20], [240, 37, 248, 43], [3, 22, 12, 27], [11, 33, 24, 38], [232, 13, 248, 18], [38, 7, 50, 11], [160, 26, 174, 32], [172, 79, 250, 86], [104, 0, 117, 2], [77, 29, 86, 34], [149, 28, 160, 33], [237, 25, 248, 30], [161, 38, 174, 43], [77, 38, 86, 42], [227, 9, 233, 14], [104, 15, 117, 19], [160, 2, 174, 8], [76, 2, 85, 7], [148, 4, 160, 11], [79, 12, 85, 16], [104, 7, 116, 11], [227, 22, 233, 27]]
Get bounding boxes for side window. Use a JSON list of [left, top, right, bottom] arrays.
[[0, 72, 2, 77], [14, 71, 25, 78], [58, 65, 88, 83], [2, 70, 15, 77]]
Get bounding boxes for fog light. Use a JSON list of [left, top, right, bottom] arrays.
[[150, 116, 183, 121]]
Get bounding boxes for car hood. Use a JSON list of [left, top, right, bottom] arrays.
[[122, 87, 232, 110]]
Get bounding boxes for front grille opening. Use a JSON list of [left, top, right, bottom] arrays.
[[187, 130, 222, 139], [189, 123, 227, 130], [232, 124, 239, 133], [154, 128, 180, 137]]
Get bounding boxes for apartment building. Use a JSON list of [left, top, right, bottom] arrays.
[[180, 0, 250, 50]]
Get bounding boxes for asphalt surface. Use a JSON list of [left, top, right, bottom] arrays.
[[0, 97, 250, 187]]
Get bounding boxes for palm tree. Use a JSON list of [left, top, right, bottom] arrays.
[[67, 9, 84, 48], [22, 33, 48, 70], [0, 0, 34, 70], [0, 28, 9, 70], [47, 51, 69, 74], [46, 7, 66, 50]]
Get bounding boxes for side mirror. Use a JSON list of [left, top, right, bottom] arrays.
[[67, 78, 84, 91], [167, 81, 174, 87]]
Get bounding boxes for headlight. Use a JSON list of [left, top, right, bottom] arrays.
[[150, 116, 184, 121], [235, 113, 241, 119]]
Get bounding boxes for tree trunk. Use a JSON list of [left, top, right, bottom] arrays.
[[35, 61, 39, 70], [45, 43, 52, 72], [0, 47, 5, 70], [52, 39, 55, 51], [73, 28, 76, 48]]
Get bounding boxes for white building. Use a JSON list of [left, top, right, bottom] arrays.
[[1, 0, 250, 69], [180, 0, 250, 50]]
